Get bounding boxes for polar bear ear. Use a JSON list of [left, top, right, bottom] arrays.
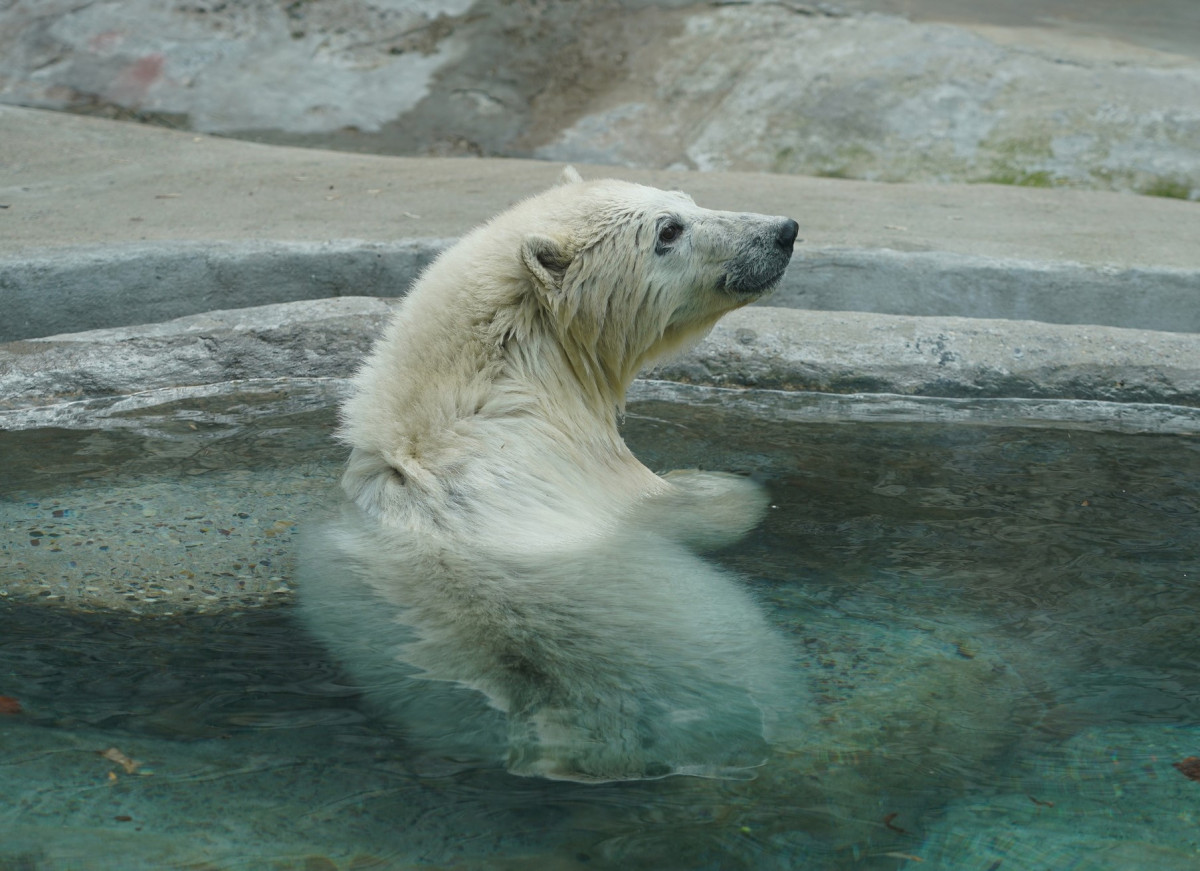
[[521, 233, 573, 296], [558, 165, 583, 186]]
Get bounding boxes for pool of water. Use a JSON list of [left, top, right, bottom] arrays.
[[2, 381, 1199, 870]]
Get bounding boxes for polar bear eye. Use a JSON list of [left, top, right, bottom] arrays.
[[656, 221, 683, 252]]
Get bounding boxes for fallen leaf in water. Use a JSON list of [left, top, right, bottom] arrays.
[[99, 747, 141, 775], [0, 696, 22, 715], [1172, 757, 1200, 781]]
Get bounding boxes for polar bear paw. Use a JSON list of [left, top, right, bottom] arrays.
[[630, 469, 770, 551]]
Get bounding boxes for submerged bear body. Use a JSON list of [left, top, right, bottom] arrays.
[[300, 170, 801, 781]]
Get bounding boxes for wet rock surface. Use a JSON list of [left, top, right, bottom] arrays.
[[3, 299, 1200, 417]]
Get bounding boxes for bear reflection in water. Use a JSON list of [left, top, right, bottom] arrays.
[[300, 167, 803, 781]]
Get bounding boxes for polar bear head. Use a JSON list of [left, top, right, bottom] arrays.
[[490, 167, 799, 400], [339, 170, 797, 500]]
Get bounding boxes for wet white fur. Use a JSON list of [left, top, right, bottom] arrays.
[[301, 170, 800, 781]]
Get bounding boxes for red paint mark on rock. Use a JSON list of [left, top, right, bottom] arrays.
[[89, 30, 125, 53], [107, 52, 165, 105], [129, 54, 165, 88]]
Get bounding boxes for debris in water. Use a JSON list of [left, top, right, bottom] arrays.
[[99, 747, 141, 775], [1172, 757, 1200, 781]]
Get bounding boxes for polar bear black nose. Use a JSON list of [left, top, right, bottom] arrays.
[[776, 219, 800, 250]]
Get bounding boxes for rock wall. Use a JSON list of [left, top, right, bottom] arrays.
[[2, 0, 1197, 198]]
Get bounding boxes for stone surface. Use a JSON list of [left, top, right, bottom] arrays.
[[0, 297, 390, 417], [3, 107, 1199, 342], [780, 251, 1200, 334], [4, 300, 1199, 425], [1, 1, 1198, 197], [651, 306, 1200, 407], [835, 0, 1200, 58], [0, 0, 474, 133], [0, 239, 445, 342], [536, 5, 1200, 199]]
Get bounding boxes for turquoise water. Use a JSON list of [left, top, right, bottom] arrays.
[[2, 383, 1199, 869]]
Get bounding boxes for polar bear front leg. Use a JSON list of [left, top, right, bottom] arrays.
[[632, 469, 769, 551]]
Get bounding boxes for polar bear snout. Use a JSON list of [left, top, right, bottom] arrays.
[[720, 215, 800, 296]]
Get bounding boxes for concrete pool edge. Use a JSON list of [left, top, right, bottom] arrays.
[[5, 107, 1200, 343], [3, 298, 1199, 415], [5, 239, 1200, 343]]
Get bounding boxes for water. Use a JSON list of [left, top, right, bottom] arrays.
[[2, 382, 1199, 869]]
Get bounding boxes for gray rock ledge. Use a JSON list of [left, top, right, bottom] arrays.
[[5, 241, 1200, 344], [3, 298, 1198, 419]]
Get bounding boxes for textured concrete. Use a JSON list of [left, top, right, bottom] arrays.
[[3, 106, 1199, 342], [779, 251, 1200, 334], [4, 300, 1199, 427], [0, 297, 389, 416], [0, 240, 446, 342], [652, 305, 1200, 406]]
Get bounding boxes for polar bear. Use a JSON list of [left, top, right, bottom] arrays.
[[300, 168, 801, 781]]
